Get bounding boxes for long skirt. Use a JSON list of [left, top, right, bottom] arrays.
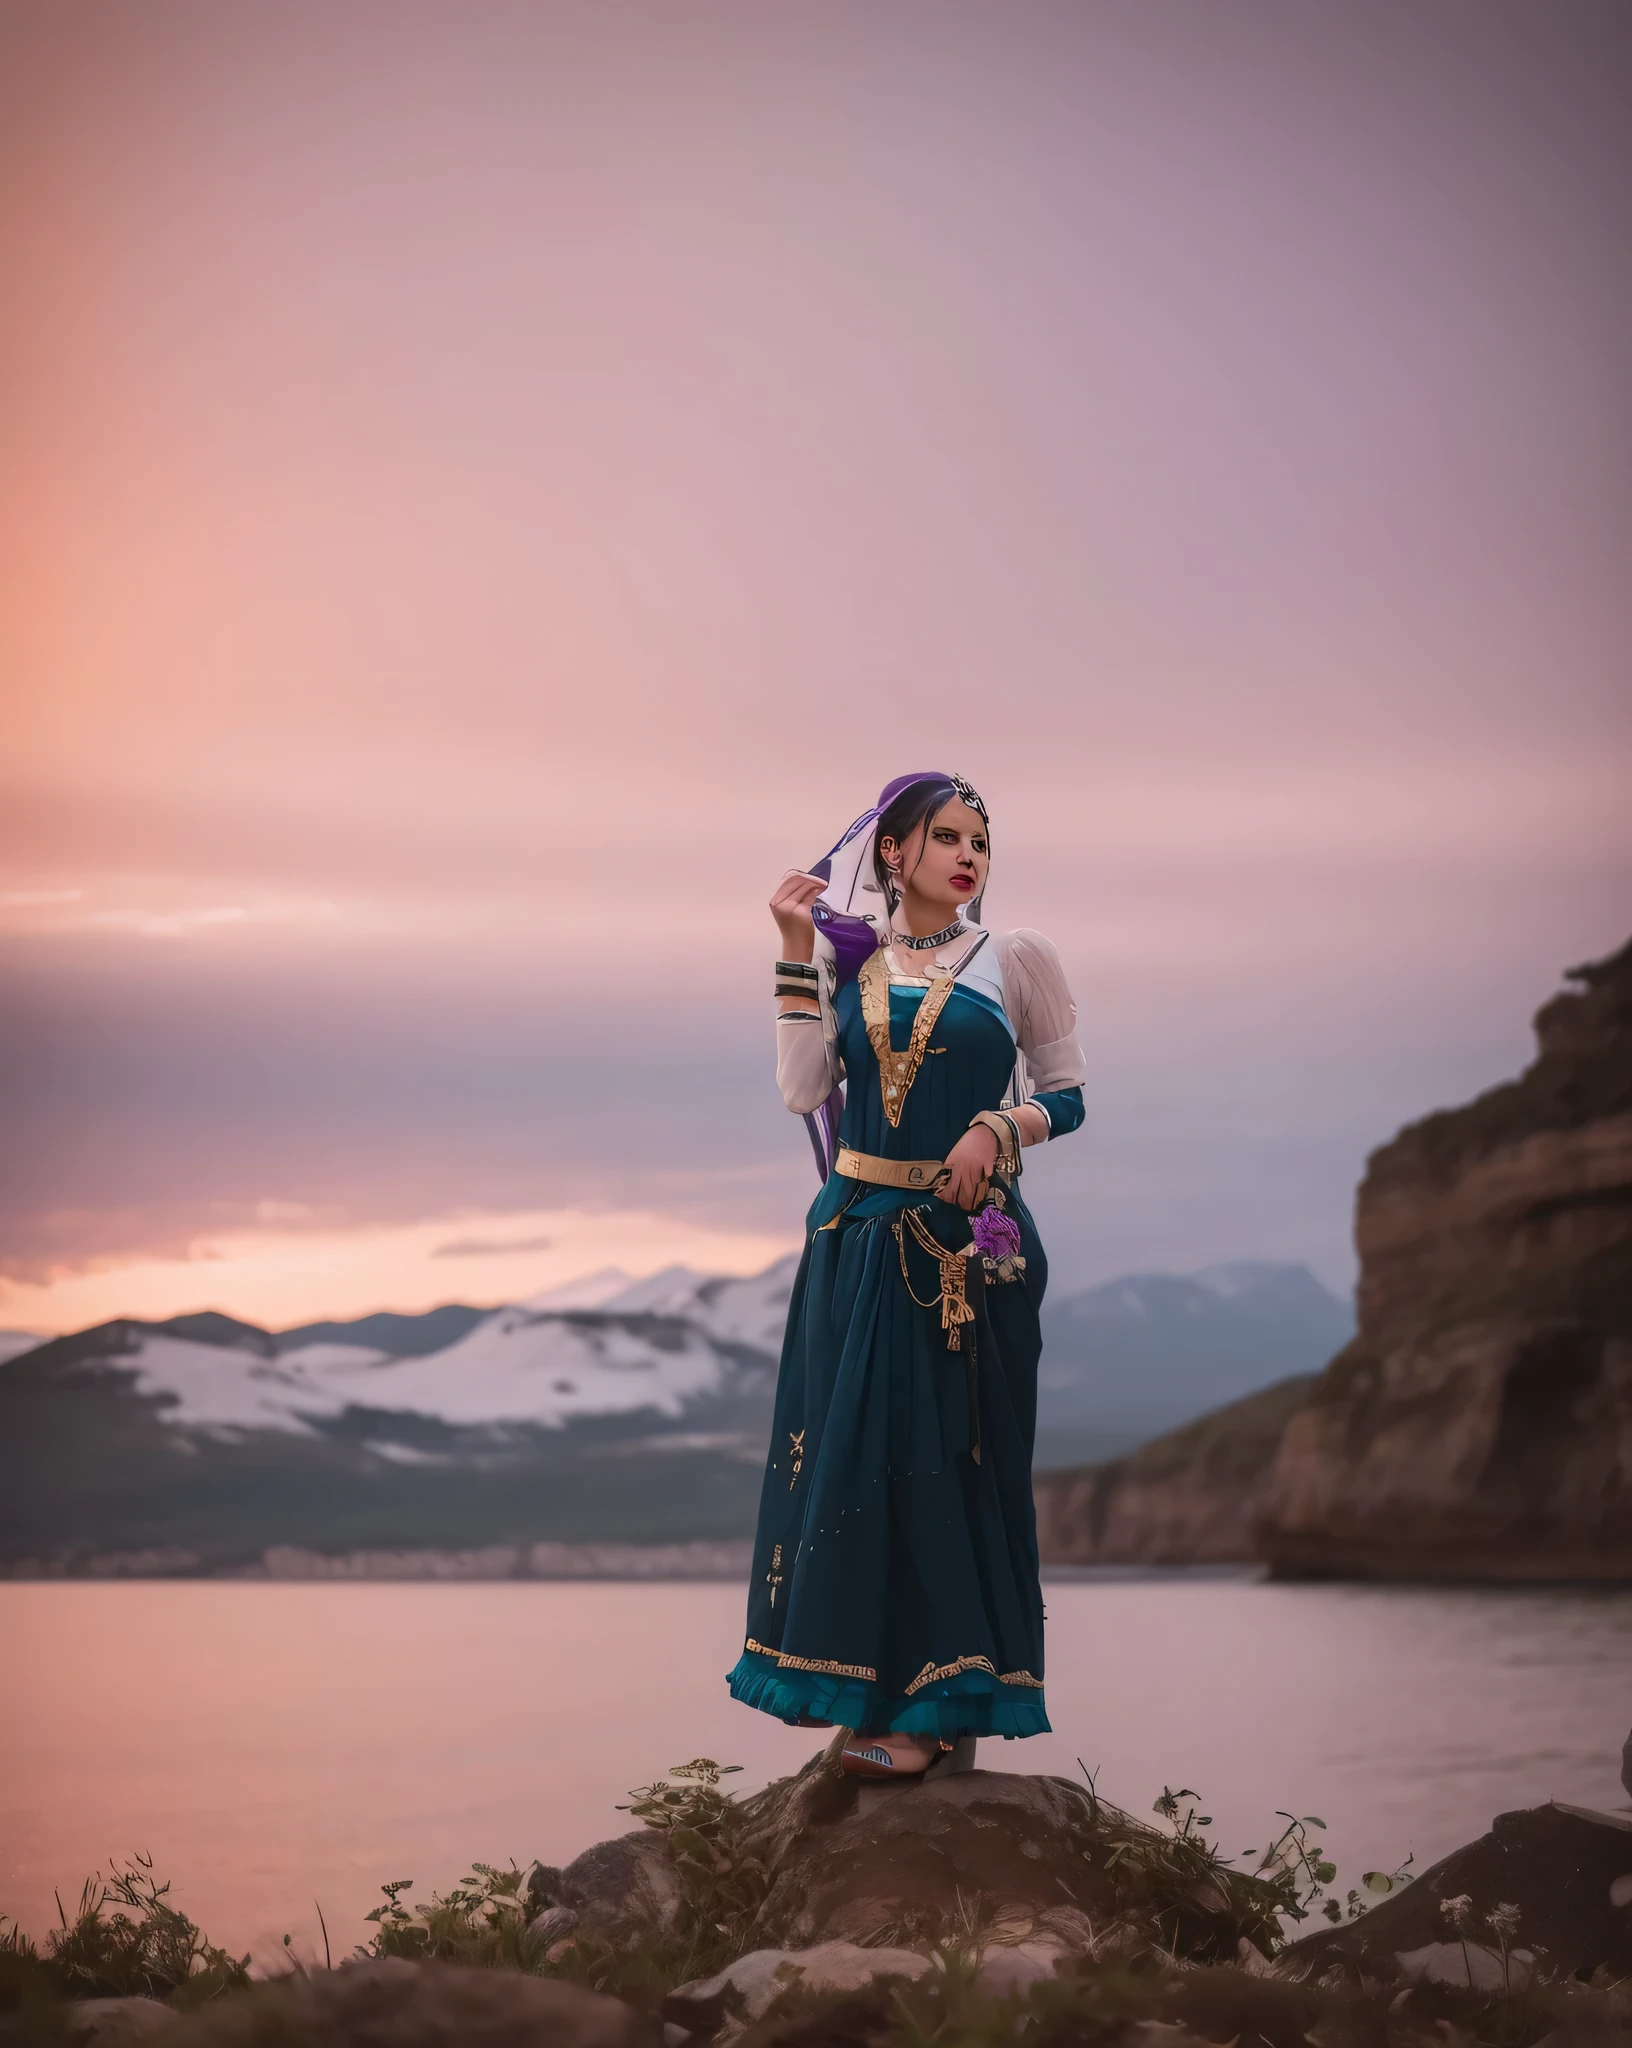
[[726, 1187, 1051, 1740]]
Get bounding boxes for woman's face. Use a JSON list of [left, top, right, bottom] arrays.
[[882, 797, 990, 915]]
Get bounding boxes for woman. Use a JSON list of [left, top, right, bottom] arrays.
[[727, 771, 1086, 1777]]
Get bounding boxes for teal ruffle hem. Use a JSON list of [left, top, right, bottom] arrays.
[[726, 1646, 1050, 1742]]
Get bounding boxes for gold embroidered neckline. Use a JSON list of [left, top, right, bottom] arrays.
[[858, 949, 954, 1128]]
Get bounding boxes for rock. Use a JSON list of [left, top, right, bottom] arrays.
[[973, 1943, 1066, 1996], [727, 1737, 862, 1885], [1035, 1377, 1315, 1566], [1391, 1941, 1535, 1992], [64, 1999, 177, 2044], [523, 1861, 568, 1911], [524, 1904, 580, 1944], [1279, 1801, 1632, 1985], [663, 1942, 932, 2040], [1126, 2027, 1209, 2048], [524, 1829, 683, 1942], [741, 1767, 1108, 1950], [170, 1957, 660, 2047], [525, 1753, 1264, 2003], [732, 1755, 1270, 1965], [1260, 937, 1632, 1582]]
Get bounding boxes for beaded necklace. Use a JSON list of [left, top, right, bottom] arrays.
[[891, 918, 965, 951]]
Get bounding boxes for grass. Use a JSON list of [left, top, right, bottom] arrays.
[[2, 1766, 1625, 2048], [0, 1854, 249, 2014], [724, 1950, 1632, 2048]]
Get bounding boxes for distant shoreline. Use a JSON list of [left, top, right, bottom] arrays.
[[2, 1549, 1274, 1584], [2, 1540, 757, 1581]]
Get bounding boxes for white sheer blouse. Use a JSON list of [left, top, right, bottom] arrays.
[[774, 928, 1086, 1122]]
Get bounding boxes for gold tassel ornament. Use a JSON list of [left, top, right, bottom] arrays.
[[892, 1206, 977, 1351]]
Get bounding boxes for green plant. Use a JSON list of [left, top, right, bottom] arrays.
[[1230, 1809, 1413, 1934], [1324, 1857, 1416, 1926], [360, 1862, 540, 1968], [1435, 1894, 1535, 2005], [1083, 1781, 1286, 1963], [1238, 1810, 1337, 1925], [43, 1854, 249, 2007], [619, 1757, 770, 1953], [0, 1913, 64, 2018], [754, 1949, 1167, 2048], [1083, 1781, 1415, 1960], [1484, 1900, 1525, 1998], [0, 1922, 34, 1961], [349, 1758, 769, 2003]]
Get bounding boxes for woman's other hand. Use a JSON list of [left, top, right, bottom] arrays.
[[770, 870, 825, 962], [938, 1124, 998, 1210]]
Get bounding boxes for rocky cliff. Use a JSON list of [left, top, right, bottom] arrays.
[[1034, 1375, 1313, 1566], [1259, 937, 1632, 1581]]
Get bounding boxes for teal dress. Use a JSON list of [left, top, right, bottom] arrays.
[[727, 954, 1084, 1741]]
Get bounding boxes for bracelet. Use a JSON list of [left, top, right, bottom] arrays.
[[775, 981, 821, 1001], [968, 1110, 1020, 1177], [776, 1009, 821, 1023], [775, 960, 819, 980]]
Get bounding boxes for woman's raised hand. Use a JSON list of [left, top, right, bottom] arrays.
[[770, 870, 825, 962]]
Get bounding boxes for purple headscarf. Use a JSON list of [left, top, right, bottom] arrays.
[[798, 772, 988, 1179], [808, 771, 988, 982]]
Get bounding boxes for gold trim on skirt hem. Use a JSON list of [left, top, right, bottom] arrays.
[[745, 1640, 1042, 1693], [745, 1638, 878, 1682]]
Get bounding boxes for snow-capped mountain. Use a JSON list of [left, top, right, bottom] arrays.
[[0, 1253, 1349, 1569], [75, 1316, 727, 1437], [1, 1251, 1346, 1452], [1, 1266, 802, 1572], [520, 1267, 637, 1310], [597, 1261, 797, 1353], [10, 1254, 802, 1443]]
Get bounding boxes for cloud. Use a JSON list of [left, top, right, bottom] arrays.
[[0, 0, 1626, 1316], [432, 1232, 554, 1258], [83, 902, 343, 941], [0, 885, 351, 940], [0, 1206, 798, 1334], [89, 907, 251, 938]]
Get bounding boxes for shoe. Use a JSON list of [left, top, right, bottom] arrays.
[[839, 1739, 937, 1779]]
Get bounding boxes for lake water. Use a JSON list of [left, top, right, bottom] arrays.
[[5, 1578, 1629, 1967]]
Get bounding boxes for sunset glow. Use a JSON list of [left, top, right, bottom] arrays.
[[3, 0, 1627, 1317], [0, 1205, 800, 1337]]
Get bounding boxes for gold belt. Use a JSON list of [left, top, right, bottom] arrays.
[[834, 1146, 945, 1190]]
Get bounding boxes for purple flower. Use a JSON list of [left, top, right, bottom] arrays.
[[972, 1206, 1022, 1261]]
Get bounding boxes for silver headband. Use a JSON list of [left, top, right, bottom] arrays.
[[948, 774, 987, 821]]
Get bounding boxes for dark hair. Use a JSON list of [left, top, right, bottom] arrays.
[[872, 777, 988, 900]]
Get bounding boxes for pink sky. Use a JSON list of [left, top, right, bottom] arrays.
[[2, 0, 1628, 1330]]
